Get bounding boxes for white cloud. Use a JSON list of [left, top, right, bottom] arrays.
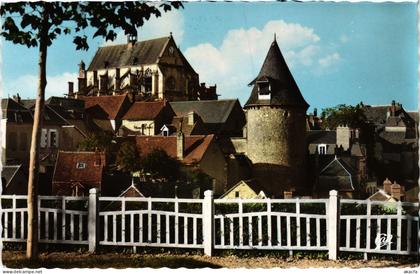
[[184, 20, 340, 100], [4, 72, 78, 99], [318, 53, 341, 68], [103, 9, 184, 46]]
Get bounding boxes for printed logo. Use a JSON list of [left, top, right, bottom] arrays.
[[375, 233, 393, 249]]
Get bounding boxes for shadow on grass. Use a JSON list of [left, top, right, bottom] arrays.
[[3, 254, 222, 269]]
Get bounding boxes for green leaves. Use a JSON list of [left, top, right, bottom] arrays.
[[1, 1, 183, 50]]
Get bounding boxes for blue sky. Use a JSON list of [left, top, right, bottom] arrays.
[[2, 2, 418, 112]]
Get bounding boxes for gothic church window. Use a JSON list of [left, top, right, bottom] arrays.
[[144, 68, 152, 94]]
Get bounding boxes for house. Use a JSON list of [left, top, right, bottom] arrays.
[[80, 93, 132, 132], [74, 35, 215, 101], [220, 179, 267, 199], [314, 156, 359, 198], [1, 97, 33, 165], [120, 100, 174, 136], [52, 151, 106, 196], [169, 99, 245, 137], [135, 133, 227, 196], [363, 101, 418, 189]]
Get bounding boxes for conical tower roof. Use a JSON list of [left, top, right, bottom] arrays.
[[244, 38, 309, 109]]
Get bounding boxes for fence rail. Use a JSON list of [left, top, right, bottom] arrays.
[[1, 190, 418, 259]]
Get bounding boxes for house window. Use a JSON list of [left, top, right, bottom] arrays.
[[257, 80, 271, 100], [144, 68, 152, 94], [141, 124, 146, 135], [162, 129, 169, 136], [318, 144, 327, 155], [76, 162, 87, 169], [41, 128, 59, 148], [49, 129, 58, 148], [235, 191, 240, 198], [20, 132, 27, 151]]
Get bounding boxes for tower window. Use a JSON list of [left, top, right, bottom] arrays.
[[257, 79, 271, 100]]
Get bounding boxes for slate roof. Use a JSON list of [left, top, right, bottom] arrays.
[[88, 37, 170, 71], [407, 111, 419, 124], [1, 165, 22, 187], [20, 99, 36, 109], [318, 157, 356, 192], [52, 151, 106, 184], [306, 130, 336, 144], [122, 100, 167, 120], [135, 135, 215, 165], [169, 99, 240, 124], [245, 40, 309, 109], [363, 106, 388, 125], [46, 96, 85, 110], [378, 130, 407, 145], [80, 94, 130, 120], [1, 98, 33, 123]]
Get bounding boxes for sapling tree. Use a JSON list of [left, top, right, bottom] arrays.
[[1, 1, 182, 260]]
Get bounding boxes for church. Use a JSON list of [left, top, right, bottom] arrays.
[[73, 34, 217, 101]]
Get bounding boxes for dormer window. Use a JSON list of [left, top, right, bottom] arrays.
[[76, 162, 87, 169], [160, 124, 170, 136], [257, 79, 271, 100]]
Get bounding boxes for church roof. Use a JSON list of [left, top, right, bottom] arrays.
[[245, 39, 309, 109], [88, 36, 170, 71]]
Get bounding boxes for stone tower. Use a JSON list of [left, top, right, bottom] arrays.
[[244, 37, 309, 197]]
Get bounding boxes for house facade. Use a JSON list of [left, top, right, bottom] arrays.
[[120, 100, 174, 136]]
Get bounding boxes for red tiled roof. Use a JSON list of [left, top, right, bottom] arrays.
[[123, 100, 166, 120], [135, 135, 215, 165], [52, 151, 105, 185], [80, 94, 129, 119]]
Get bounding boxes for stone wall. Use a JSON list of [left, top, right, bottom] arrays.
[[246, 106, 307, 196]]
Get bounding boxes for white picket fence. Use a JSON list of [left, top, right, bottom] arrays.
[[1, 190, 418, 259]]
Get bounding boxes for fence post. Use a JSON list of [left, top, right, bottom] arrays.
[[203, 190, 214, 256], [328, 190, 340, 260], [88, 188, 99, 253]]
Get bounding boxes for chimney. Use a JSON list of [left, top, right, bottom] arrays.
[[127, 34, 137, 49], [68, 81, 74, 97], [313, 108, 318, 117], [176, 131, 184, 160], [188, 111, 195, 126], [336, 125, 351, 151], [391, 100, 396, 116], [16, 93, 21, 104], [383, 178, 392, 194], [93, 71, 98, 88], [99, 73, 108, 92], [390, 181, 401, 200], [115, 68, 121, 92]]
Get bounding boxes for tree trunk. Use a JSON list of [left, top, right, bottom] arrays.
[[26, 4, 49, 261]]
